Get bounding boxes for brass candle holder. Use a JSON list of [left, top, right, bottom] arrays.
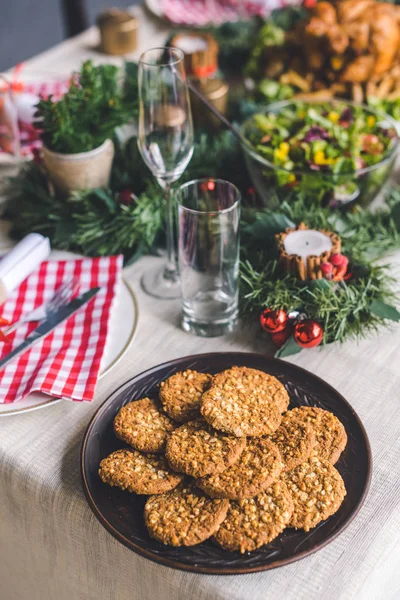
[[97, 9, 138, 56]]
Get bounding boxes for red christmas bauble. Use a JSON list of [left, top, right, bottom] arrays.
[[294, 320, 324, 349], [271, 324, 292, 348], [260, 308, 288, 333]]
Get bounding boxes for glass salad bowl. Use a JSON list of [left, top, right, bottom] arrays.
[[240, 100, 400, 209]]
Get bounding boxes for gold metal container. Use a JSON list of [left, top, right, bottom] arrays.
[[190, 78, 230, 131], [97, 9, 138, 56]]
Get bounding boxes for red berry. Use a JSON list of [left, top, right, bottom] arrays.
[[330, 253, 349, 269], [119, 189, 135, 205], [321, 262, 333, 279]]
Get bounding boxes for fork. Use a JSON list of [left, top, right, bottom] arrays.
[[3, 278, 79, 336]]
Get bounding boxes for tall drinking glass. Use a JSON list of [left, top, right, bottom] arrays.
[[176, 179, 241, 337], [138, 47, 194, 299]]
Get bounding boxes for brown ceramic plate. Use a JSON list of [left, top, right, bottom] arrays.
[[81, 352, 371, 574]]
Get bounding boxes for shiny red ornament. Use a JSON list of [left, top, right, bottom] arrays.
[[260, 308, 288, 333], [294, 320, 324, 349], [271, 324, 292, 348]]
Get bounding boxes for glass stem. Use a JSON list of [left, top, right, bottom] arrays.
[[163, 182, 179, 283]]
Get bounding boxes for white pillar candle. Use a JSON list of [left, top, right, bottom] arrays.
[[283, 229, 332, 265], [173, 36, 208, 54]]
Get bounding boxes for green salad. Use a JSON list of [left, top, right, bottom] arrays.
[[248, 102, 397, 175], [242, 101, 399, 207]]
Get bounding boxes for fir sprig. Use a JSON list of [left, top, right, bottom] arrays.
[[35, 61, 131, 153], [240, 260, 397, 345], [5, 161, 164, 264]]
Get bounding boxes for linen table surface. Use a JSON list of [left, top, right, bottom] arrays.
[[1, 6, 400, 600]]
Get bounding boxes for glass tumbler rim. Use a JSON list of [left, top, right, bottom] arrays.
[[176, 178, 241, 216], [139, 46, 184, 67]]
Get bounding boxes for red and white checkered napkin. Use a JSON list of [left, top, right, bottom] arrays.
[[161, 0, 300, 25], [0, 255, 123, 404]]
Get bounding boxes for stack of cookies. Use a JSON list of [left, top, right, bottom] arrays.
[[99, 367, 348, 554]]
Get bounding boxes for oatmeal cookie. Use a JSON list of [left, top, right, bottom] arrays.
[[201, 369, 283, 437], [114, 398, 175, 453], [270, 412, 315, 471], [196, 438, 284, 499], [98, 449, 183, 495], [284, 456, 347, 531], [165, 418, 246, 478], [211, 366, 289, 413], [213, 481, 293, 553], [159, 369, 212, 423], [144, 483, 229, 546], [285, 406, 347, 464]]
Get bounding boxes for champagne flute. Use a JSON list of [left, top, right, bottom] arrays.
[[138, 47, 194, 299]]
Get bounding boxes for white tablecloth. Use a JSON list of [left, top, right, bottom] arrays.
[[1, 6, 400, 600]]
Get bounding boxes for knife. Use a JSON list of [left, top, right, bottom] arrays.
[[0, 287, 101, 373]]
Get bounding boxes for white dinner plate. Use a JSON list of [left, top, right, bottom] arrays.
[[0, 277, 138, 417]]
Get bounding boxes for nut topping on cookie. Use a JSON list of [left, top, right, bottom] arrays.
[[197, 438, 284, 499], [283, 456, 347, 531], [213, 481, 294, 553], [114, 398, 175, 453], [284, 406, 347, 464], [201, 367, 284, 437], [160, 369, 212, 423], [99, 449, 183, 495], [144, 483, 229, 546], [271, 412, 315, 471], [165, 418, 246, 478]]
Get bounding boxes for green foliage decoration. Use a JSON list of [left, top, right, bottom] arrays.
[[35, 61, 131, 154]]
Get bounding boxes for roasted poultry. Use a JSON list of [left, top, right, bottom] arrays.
[[260, 0, 400, 101]]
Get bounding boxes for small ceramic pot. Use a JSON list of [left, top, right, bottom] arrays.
[[42, 139, 114, 197]]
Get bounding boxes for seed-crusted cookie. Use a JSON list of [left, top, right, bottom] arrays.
[[201, 369, 283, 437], [210, 366, 290, 413], [159, 369, 212, 423], [165, 418, 246, 478], [283, 456, 347, 532], [284, 406, 347, 464], [213, 481, 294, 553], [114, 398, 175, 453], [98, 449, 183, 495], [144, 483, 229, 546], [196, 438, 284, 499], [270, 412, 315, 471]]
